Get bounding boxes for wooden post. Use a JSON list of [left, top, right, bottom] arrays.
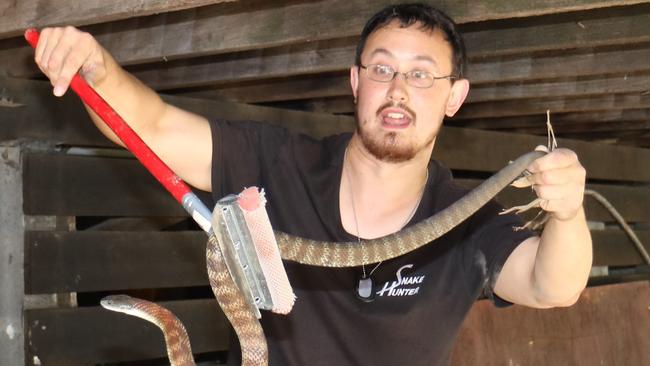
[[0, 142, 25, 366]]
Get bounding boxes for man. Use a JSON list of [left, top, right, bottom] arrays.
[[33, 3, 592, 365]]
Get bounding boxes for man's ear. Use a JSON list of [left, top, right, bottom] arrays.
[[445, 78, 470, 117], [350, 66, 359, 102]]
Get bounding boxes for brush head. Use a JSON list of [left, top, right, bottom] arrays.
[[238, 187, 296, 315]]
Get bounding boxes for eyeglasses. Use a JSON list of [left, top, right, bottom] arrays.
[[360, 64, 456, 89]]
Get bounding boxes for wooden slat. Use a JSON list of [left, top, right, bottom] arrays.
[[25, 226, 650, 294], [286, 92, 650, 117], [452, 281, 650, 365], [467, 46, 650, 84], [456, 93, 650, 119], [546, 126, 650, 140], [0, 77, 352, 146], [452, 109, 650, 130], [182, 73, 351, 104], [264, 97, 353, 114], [25, 278, 650, 365], [0, 0, 236, 39], [435, 126, 650, 182], [511, 121, 650, 136], [455, 179, 650, 224], [0, 145, 26, 366], [0, 80, 110, 146], [7, 77, 650, 184], [25, 299, 229, 365], [467, 73, 650, 103], [3, 1, 650, 78], [464, 5, 650, 58], [43, 1, 650, 64], [592, 231, 650, 267], [616, 134, 650, 147], [131, 43, 650, 92], [128, 38, 357, 91], [23, 153, 187, 216], [25, 231, 207, 294], [185, 72, 650, 105]]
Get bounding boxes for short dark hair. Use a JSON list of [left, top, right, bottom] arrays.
[[355, 3, 467, 79]]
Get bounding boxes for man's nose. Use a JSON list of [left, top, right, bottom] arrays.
[[386, 73, 409, 103]]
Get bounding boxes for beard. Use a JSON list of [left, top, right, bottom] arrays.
[[358, 126, 416, 162], [356, 104, 436, 163]]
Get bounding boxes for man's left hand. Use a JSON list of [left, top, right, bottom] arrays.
[[525, 148, 586, 221]]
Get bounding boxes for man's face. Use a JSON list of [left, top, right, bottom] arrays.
[[351, 21, 467, 162]]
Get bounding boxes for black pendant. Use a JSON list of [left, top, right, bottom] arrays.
[[356, 274, 376, 302]]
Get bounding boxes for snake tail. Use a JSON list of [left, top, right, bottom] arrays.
[[207, 234, 269, 366], [100, 295, 196, 366]]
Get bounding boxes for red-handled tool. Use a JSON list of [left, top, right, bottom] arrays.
[[25, 28, 213, 232]]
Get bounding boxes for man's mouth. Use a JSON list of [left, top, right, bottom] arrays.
[[379, 107, 413, 128]]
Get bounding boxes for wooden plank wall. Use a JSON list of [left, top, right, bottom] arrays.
[[1, 1, 649, 146], [0, 0, 648, 363], [0, 144, 26, 365], [3, 77, 647, 364], [452, 281, 650, 365]]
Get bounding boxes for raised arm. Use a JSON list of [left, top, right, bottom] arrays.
[[32, 26, 213, 191], [494, 148, 593, 308]]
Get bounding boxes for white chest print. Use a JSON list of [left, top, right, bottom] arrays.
[[376, 264, 426, 297]]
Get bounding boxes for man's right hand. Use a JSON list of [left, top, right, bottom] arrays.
[[30, 26, 213, 192], [33, 26, 107, 97]]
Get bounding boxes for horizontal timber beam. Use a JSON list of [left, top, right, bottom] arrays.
[[25, 231, 207, 293], [282, 92, 650, 118], [3, 2, 650, 79], [130, 43, 650, 92], [467, 73, 650, 104], [455, 93, 650, 119], [180, 71, 650, 105], [452, 109, 650, 130], [454, 180, 650, 225], [464, 5, 650, 58], [453, 282, 650, 365], [26, 227, 650, 294], [179, 73, 352, 104], [509, 121, 650, 136], [101, 43, 650, 94], [6, 78, 650, 183], [0, 76, 353, 146], [0, 0, 236, 39], [26, 299, 228, 365]]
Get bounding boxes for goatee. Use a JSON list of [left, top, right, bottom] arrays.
[[356, 102, 430, 163], [358, 126, 417, 163]]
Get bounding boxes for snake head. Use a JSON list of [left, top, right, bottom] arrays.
[[100, 294, 139, 314]]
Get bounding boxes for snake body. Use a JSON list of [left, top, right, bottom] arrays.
[[100, 295, 196, 366], [206, 234, 268, 365], [103, 150, 545, 366], [276, 150, 545, 266]]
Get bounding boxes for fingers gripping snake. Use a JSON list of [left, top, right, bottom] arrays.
[[104, 150, 545, 366]]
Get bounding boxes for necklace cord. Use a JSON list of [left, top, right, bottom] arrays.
[[343, 147, 428, 277]]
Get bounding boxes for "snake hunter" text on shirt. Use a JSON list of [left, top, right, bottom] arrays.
[[376, 264, 426, 297]]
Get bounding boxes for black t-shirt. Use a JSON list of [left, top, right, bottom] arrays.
[[210, 120, 533, 366]]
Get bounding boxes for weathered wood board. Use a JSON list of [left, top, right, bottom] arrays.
[[452, 281, 650, 366]]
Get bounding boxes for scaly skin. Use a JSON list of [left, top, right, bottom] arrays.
[[275, 150, 546, 266], [100, 295, 196, 366], [206, 234, 269, 366]]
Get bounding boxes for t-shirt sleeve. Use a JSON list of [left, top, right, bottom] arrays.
[[209, 119, 290, 199], [462, 199, 536, 307]]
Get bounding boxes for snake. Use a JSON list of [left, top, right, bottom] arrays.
[[100, 295, 196, 366], [101, 150, 545, 366]]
